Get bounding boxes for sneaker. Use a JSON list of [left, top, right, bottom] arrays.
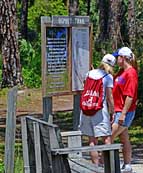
[[121, 164, 132, 172]]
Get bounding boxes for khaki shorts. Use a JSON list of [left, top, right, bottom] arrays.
[[79, 110, 111, 137]]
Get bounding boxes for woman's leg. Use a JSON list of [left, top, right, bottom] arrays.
[[89, 136, 99, 165], [119, 128, 132, 164], [103, 135, 111, 144], [99, 135, 111, 165], [111, 123, 126, 142]]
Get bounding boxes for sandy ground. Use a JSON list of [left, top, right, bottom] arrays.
[[0, 88, 74, 118]]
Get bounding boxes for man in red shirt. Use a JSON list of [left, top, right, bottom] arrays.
[[112, 47, 138, 172]]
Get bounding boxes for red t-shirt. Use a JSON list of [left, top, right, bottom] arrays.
[[113, 67, 138, 112]]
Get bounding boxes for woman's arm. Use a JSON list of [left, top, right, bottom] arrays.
[[118, 96, 133, 125], [106, 87, 114, 114]]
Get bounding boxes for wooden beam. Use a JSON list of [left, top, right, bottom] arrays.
[[21, 117, 31, 173], [33, 122, 42, 173], [52, 143, 122, 155], [43, 96, 52, 122], [26, 116, 57, 128], [4, 86, 17, 173]]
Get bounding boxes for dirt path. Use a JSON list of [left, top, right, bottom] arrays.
[[0, 88, 73, 118]]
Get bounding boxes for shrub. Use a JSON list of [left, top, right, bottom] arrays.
[[19, 39, 41, 88], [22, 67, 41, 88]]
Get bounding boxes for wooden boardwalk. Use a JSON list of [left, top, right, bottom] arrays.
[[21, 116, 122, 173]]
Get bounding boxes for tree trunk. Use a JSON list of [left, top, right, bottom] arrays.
[[97, 0, 110, 41], [69, 0, 79, 15], [0, 0, 23, 88], [21, 0, 28, 39], [128, 0, 136, 48], [108, 0, 122, 49], [87, 0, 91, 16]]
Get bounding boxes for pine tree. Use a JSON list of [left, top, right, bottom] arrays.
[[0, 0, 23, 88]]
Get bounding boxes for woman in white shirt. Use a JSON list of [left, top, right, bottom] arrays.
[[79, 54, 116, 166]]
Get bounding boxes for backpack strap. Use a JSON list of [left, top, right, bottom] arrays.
[[102, 73, 108, 79], [101, 73, 109, 102]]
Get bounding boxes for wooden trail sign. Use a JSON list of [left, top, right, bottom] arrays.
[[41, 16, 93, 96]]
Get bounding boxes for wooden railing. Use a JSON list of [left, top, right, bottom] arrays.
[[21, 116, 122, 173]]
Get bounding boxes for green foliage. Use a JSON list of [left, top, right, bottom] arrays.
[[17, 0, 69, 88], [136, 0, 143, 20], [19, 39, 35, 66], [0, 54, 2, 69], [132, 38, 143, 119], [22, 67, 41, 88], [0, 143, 23, 173], [19, 39, 41, 88], [0, 54, 2, 83], [92, 50, 101, 68], [14, 155, 23, 173], [79, 0, 87, 15], [28, 0, 68, 31], [89, 0, 99, 34], [0, 88, 8, 96], [0, 69, 2, 83], [114, 125, 143, 144], [129, 126, 143, 144], [0, 143, 4, 164], [0, 161, 4, 172], [92, 41, 114, 68], [79, 0, 99, 35], [136, 59, 143, 118]]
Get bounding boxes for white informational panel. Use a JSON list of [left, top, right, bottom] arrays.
[[72, 27, 90, 91]]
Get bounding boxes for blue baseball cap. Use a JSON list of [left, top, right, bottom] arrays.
[[112, 47, 132, 59], [112, 48, 121, 57]]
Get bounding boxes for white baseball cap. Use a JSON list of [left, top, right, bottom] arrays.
[[118, 47, 132, 58], [102, 54, 116, 67]]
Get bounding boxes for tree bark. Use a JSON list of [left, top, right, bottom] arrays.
[[97, 0, 110, 41], [128, 0, 136, 48], [69, 0, 79, 16], [108, 0, 122, 49], [87, 0, 91, 16], [0, 0, 23, 88], [21, 0, 28, 39]]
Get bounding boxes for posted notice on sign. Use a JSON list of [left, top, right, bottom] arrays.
[[72, 27, 90, 91], [46, 27, 70, 94]]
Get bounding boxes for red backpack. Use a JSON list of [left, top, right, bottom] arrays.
[[80, 74, 108, 116]]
